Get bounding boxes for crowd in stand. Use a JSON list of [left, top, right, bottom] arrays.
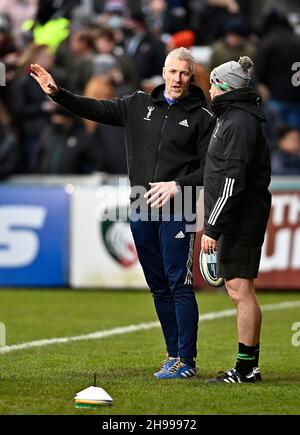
[[0, 0, 300, 179]]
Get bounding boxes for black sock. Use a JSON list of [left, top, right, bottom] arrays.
[[235, 343, 256, 376], [254, 343, 260, 367], [180, 357, 196, 368]]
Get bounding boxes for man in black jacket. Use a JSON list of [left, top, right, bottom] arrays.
[[202, 56, 272, 383], [31, 47, 215, 379]]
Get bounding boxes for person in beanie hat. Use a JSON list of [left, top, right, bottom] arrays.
[[210, 55, 253, 91], [202, 56, 272, 383]]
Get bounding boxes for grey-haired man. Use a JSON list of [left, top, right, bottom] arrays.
[[31, 47, 215, 379]]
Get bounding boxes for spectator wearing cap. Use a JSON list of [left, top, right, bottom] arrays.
[[209, 16, 255, 72], [271, 125, 300, 175], [90, 53, 127, 93]]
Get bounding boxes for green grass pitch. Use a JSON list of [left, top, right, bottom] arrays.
[[0, 289, 299, 415]]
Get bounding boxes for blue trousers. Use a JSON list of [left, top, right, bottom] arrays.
[[130, 215, 198, 358]]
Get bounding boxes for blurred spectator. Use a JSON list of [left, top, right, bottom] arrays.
[[0, 0, 37, 47], [0, 120, 21, 179], [32, 106, 90, 174], [140, 74, 164, 94], [94, 27, 137, 90], [144, 0, 167, 36], [97, 0, 142, 19], [98, 0, 128, 46], [196, 0, 251, 45], [126, 11, 166, 82], [271, 125, 300, 175], [89, 123, 127, 174], [55, 29, 95, 93], [0, 14, 16, 58], [248, 0, 300, 35], [209, 16, 255, 71], [94, 27, 117, 54], [0, 14, 19, 109], [82, 73, 116, 134], [166, 29, 196, 51], [0, 0, 299, 179], [255, 8, 300, 143], [12, 44, 60, 170], [35, 0, 81, 24], [81, 72, 127, 174], [87, 52, 133, 97], [194, 63, 210, 103], [168, 1, 193, 34], [24, 0, 81, 52]]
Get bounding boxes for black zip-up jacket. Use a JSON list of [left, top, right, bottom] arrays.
[[204, 88, 272, 246], [51, 84, 215, 209]]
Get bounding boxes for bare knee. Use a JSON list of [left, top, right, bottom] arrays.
[[225, 278, 255, 304]]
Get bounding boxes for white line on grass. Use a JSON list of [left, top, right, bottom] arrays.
[[1, 300, 300, 355]]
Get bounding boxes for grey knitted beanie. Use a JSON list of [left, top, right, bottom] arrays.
[[210, 56, 254, 91]]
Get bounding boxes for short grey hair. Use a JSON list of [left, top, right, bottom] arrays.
[[164, 47, 195, 74]]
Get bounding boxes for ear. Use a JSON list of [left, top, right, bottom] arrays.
[[162, 67, 166, 80]]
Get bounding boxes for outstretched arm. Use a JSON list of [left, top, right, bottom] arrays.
[[30, 64, 126, 126]]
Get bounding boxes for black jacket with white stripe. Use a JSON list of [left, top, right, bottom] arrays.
[[51, 84, 215, 209], [204, 88, 271, 246]]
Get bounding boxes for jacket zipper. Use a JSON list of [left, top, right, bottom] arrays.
[[213, 119, 220, 138], [153, 105, 171, 181]]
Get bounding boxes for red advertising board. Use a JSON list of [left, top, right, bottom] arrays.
[[193, 185, 300, 290]]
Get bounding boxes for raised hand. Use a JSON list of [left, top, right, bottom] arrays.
[[30, 64, 59, 95]]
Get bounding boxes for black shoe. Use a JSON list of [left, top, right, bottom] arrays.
[[252, 367, 262, 381], [207, 368, 257, 384]]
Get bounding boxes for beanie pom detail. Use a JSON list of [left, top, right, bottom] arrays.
[[238, 56, 253, 72]]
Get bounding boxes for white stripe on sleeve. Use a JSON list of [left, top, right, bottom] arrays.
[[208, 178, 235, 226]]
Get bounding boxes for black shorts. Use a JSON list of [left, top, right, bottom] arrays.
[[217, 234, 262, 280]]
